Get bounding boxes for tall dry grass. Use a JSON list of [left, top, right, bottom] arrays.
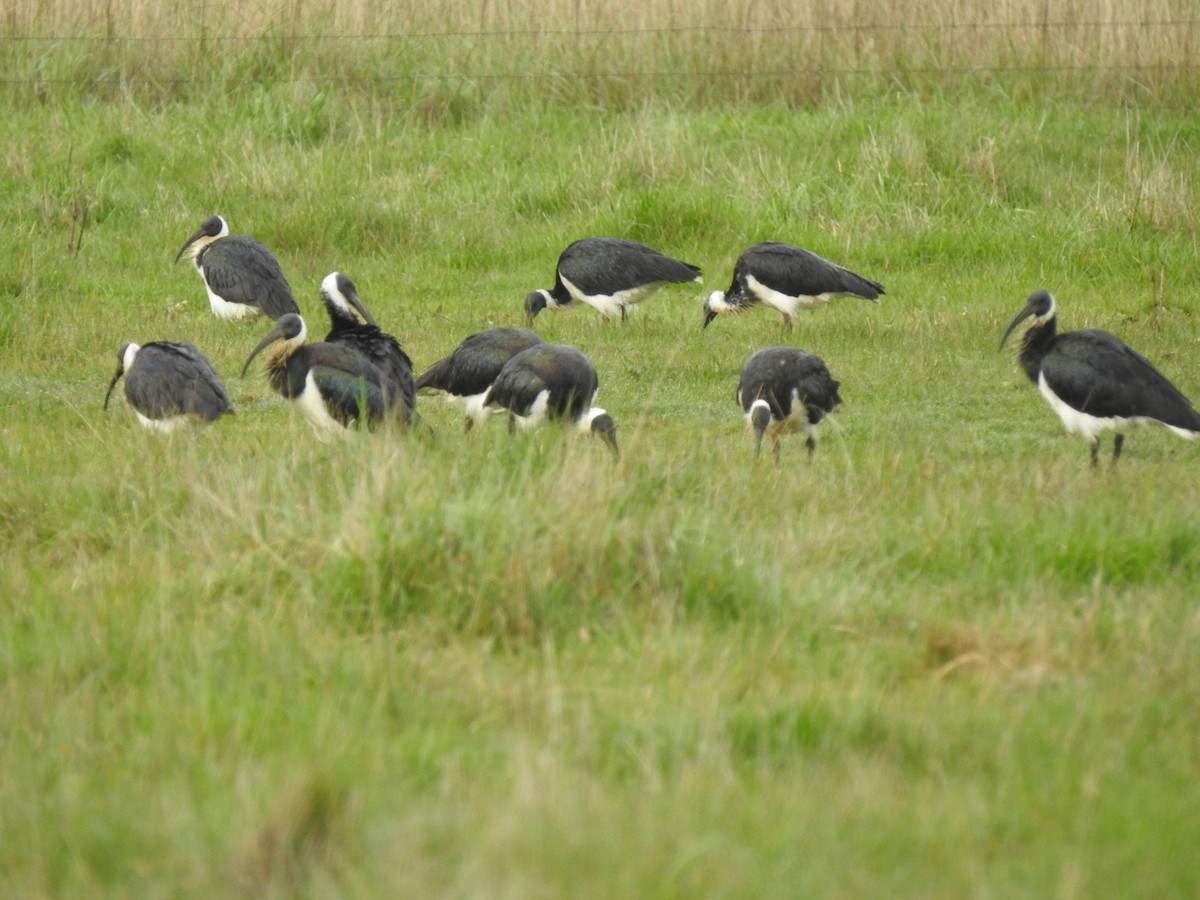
[[4, 0, 1197, 106]]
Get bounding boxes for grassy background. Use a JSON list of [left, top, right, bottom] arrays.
[[3, 4, 1200, 897]]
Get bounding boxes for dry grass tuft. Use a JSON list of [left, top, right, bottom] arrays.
[[227, 772, 347, 896], [925, 623, 1064, 688]]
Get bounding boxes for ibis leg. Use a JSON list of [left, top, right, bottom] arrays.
[[1112, 434, 1125, 464]]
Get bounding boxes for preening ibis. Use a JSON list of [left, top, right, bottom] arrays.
[[103, 341, 233, 432], [175, 215, 300, 321], [483, 343, 620, 460], [736, 346, 842, 463], [319, 271, 416, 425], [525, 236, 701, 324], [415, 327, 545, 430], [704, 242, 883, 329], [1000, 289, 1200, 465]]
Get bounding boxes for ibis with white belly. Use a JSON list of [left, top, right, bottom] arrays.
[[175, 215, 300, 321], [704, 242, 883, 330], [242, 313, 394, 438], [483, 343, 620, 460], [525, 237, 701, 324], [1000, 289, 1200, 465]]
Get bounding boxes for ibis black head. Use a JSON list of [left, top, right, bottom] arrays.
[[321, 271, 376, 327], [702, 296, 719, 329], [749, 402, 772, 456], [588, 411, 620, 462], [103, 342, 139, 411], [524, 290, 548, 324], [174, 214, 228, 264], [242, 313, 306, 377], [1000, 290, 1056, 350]]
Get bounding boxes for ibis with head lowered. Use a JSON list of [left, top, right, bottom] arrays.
[[737, 346, 842, 463], [525, 236, 701, 324], [483, 343, 620, 460], [104, 341, 233, 432], [175, 215, 300, 321], [1000, 289, 1200, 466], [704, 241, 883, 330], [242, 313, 395, 439], [415, 327, 545, 430], [319, 271, 416, 425]]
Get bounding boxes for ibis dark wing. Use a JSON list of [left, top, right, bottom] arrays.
[[201, 236, 300, 318], [1046, 331, 1200, 430], [327, 327, 415, 419], [794, 358, 842, 424], [417, 328, 544, 397], [739, 242, 884, 300], [127, 342, 232, 420], [309, 367, 388, 428], [558, 237, 701, 296]]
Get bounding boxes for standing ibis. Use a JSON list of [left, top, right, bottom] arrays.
[[737, 346, 842, 463], [103, 341, 233, 432], [175, 215, 300, 321], [703, 242, 884, 330], [525, 236, 702, 324], [319, 271, 417, 425], [415, 327, 545, 431], [241, 314, 393, 438], [483, 343, 620, 460], [1000, 289, 1200, 466]]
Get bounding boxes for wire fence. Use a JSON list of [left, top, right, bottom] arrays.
[[4, 9, 1199, 105]]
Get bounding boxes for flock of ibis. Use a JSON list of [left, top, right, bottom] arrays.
[[103, 213, 1200, 466]]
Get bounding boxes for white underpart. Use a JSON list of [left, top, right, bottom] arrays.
[[460, 391, 496, 424], [181, 223, 260, 321], [200, 276, 263, 321], [510, 389, 552, 430], [1036, 372, 1196, 442], [425, 387, 488, 420], [560, 274, 661, 319], [745, 273, 839, 316], [134, 411, 194, 434], [296, 370, 350, 440]]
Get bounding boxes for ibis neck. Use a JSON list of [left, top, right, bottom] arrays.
[[264, 346, 304, 397], [1019, 317, 1057, 383]]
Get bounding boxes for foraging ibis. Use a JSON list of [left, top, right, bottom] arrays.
[[703, 242, 883, 329], [737, 346, 842, 462], [415, 327, 545, 430], [319, 271, 417, 424], [483, 343, 620, 460], [103, 341, 233, 432], [175, 215, 300, 321], [1000, 289, 1200, 465], [525, 236, 702, 323], [241, 313, 393, 438]]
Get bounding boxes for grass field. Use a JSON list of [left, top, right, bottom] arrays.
[[3, 6, 1200, 897]]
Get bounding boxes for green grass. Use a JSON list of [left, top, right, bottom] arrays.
[[2, 60, 1200, 898]]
